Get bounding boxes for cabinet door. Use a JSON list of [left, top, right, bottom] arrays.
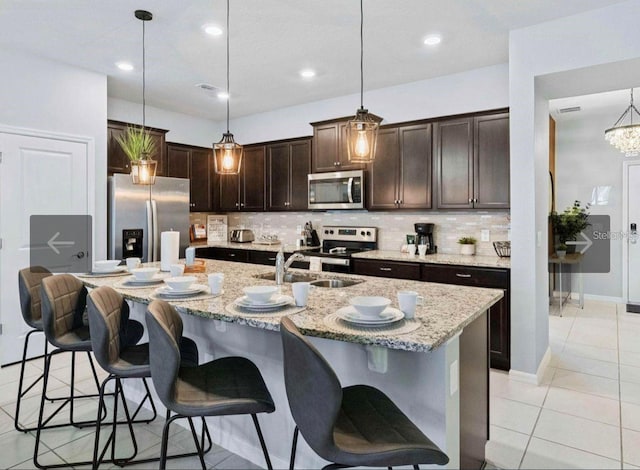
[[367, 128, 400, 210], [312, 123, 340, 172], [166, 145, 190, 178], [435, 118, 473, 209], [289, 139, 311, 210], [218, 174, 240, 211], [267, 143, 290, 211], [474, 113, 510, 209], [399, 123, 432, 209], [107, 124, 130, 175], [241, 146, 266, 211], [190, 148, 212, 211], [489, 293, 510, 370], [352, 259, 420, 280]]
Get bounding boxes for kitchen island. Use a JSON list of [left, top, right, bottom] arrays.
[[81, 259, 503, 469]]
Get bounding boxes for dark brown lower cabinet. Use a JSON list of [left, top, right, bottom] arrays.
[[351, 259, 421, 280], [194, 247, 249, 263]]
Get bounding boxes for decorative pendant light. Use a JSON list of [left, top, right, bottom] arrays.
[[214, 0, 243, 175], [346, 0, 382, 164], [130, 9, 157, 185], [605, 88, 640, 157]]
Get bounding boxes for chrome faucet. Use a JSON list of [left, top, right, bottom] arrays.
[[276, 252, 306, 285]]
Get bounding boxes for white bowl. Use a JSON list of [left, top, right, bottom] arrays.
[[130, 267, 158, 281], [94, 260, 121, 271], [164, 276, 196, 291], [349, 296, 392, 318], [243, 285, 279, 303]]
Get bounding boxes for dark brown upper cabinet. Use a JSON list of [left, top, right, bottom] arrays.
[[107, 120, 167, 177], [218, 145, 266, 212], [266, 138, 311, 211], [435, 112, 509, 209], [166, 142, 213, 212], [367, 123, 432, 210]]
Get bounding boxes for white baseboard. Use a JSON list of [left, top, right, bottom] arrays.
[[568, 292, 623, 303], [508, 347, 551, 385]]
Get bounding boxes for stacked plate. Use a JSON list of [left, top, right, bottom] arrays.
[[335, 306, 404, 327], [234, 294, 293, 312], [118, 274, 166, 288], [154, 284, 209, 299]]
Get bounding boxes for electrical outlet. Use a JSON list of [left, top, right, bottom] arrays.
[[481, 229, 490, 242]]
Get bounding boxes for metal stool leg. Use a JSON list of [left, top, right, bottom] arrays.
[[252, 413, 273, 470], [289, 426, 299, 470]]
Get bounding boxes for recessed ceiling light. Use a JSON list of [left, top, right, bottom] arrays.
[[217, 91, 229, 100], [203, 24, 223, 36], [423, 35, 442, 46], [116, 61, 134, 71], [300, 69, 316, 79]]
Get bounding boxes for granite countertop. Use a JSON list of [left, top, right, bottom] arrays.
[[190, 241, 319, 253], [352, 250, 511, 269], [80, 260, 502, 353]]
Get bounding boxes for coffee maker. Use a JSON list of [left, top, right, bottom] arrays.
[[414, 223, 436, 254]]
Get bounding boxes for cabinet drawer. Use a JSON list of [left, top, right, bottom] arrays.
[[195, 247, 249, 262], [421, 264, 508, 289], [249, 251, 279, 266], [352, 259, 420, 280]]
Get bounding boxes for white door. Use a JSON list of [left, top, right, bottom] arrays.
[[628, 163, 640, 305], [0, 131, 89, 365]]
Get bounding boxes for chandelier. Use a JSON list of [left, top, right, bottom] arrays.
[[605, 88, 640, 157]]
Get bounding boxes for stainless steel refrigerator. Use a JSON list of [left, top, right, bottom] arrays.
[[108, 174, 190, 262]]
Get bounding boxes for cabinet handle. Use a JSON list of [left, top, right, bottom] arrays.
[[235, 202, 239, 207], [474, 198, 478, 203], [456, 273, 472, 278], [399, 199, 403, 204], [228, 253, 236, 257], [241, 203, 245, 207], [268, 257, 276, 261], [379, 267, 392, 272], [337, 162, 341, 166], [468, 198, 472, 203]]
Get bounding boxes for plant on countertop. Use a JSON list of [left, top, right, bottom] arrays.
[[115, 126, 156, 162], [457, 236, 477, 245], [549, 200, 590, 244]]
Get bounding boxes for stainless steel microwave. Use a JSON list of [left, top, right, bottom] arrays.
[[308, 170, 364, 210]]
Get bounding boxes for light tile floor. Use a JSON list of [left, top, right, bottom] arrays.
[[487, 299, 640, 469], [0, 351, 259, 469]]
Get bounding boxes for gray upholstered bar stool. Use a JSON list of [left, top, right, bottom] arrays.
[[87, 285, 206, 469], [280, 317, 449, 470], [145, 299, 276, 470]]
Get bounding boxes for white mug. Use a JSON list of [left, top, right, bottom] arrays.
[[169, 263, 185, 277], [208, 273, 224, 295], [291, 282, 310, 307], [407, 244, 417, 256], [397, 290, 424, 319], [126, 257, 141, 270], [418, 244, 427, 256]]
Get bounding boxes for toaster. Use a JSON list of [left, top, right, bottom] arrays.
[[230, 229, 255, 243]]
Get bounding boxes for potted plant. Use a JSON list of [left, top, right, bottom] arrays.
[[556, 243, 567, 259], [549, 200, 590, 253], [458, 236, 477, 256], [115, 126, 157, 184]]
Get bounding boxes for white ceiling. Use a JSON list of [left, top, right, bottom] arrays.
[[0, 0, 627, 121]]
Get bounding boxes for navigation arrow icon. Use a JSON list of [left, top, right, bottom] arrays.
[[47, 232, 75, 255], [566, 231, 593, 254]]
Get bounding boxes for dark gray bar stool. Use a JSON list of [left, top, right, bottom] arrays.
[[145, 299, 276, 470], [280, 317, 449, 470]]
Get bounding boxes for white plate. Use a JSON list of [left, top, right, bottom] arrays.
[[234, 295, 293, 310], [335, 306, 404, 326], [91, 266, 127, 275], [121, 274, 166, 286], [155, 284, 207, 297]]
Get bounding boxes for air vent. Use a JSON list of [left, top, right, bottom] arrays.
[[195, 83, 220, 92], [558, 106, 581, 114]]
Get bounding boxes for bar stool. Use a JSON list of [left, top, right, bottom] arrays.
[[87, 285, 206, 469], [15, 267, 55, 432], [145, 299, 276, 470], [33, 274, 142, 469], [279, 317, 449, 470]]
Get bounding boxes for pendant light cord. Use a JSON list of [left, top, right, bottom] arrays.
[[360, 0, 364, 110], [226, 0, 230, 133], [142, 18, 146, 129]]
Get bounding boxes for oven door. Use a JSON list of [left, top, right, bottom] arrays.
[[308, 170, 364, 210]]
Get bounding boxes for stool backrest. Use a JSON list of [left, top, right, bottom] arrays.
[[87, 286, 130, 372], [40, 274, 87, 347], [279, 317, 343, 459], [18, 267, 52, 327], [145, 300, 182, 409]]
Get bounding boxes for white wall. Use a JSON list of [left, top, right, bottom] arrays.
[[229, 63, 509, 143], [555, 110, 625, 300], [0, 49, 108, 257], [509, 0, 640, 375], [108, 97, 222, 148]]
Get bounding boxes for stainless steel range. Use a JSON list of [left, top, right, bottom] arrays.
[[304, 225, 377, 273]]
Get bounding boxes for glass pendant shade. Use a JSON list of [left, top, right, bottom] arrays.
[[214, 132, 243, 174], [605, 89, 640, 157], [130, 158, 157, 185], [347, 108, 380, 163]]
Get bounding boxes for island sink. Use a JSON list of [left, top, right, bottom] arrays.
[[254, 272, 318, 283], [310, 279, 362, 288]]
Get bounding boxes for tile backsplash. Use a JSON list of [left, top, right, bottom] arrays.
[[191, 211, 510, 256]]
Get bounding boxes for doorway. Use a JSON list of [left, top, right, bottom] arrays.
[[624, 160, 640, 311]]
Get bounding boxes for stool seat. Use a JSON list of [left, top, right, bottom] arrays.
[[53, 325, 91, 351], [172, 356, 275, 417]]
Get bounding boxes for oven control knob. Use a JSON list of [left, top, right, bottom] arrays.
[[330, 230, 334, 234], [324, 230, 329, 235], [360, 231, 365, 236], [366, 231, 371, 236]]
